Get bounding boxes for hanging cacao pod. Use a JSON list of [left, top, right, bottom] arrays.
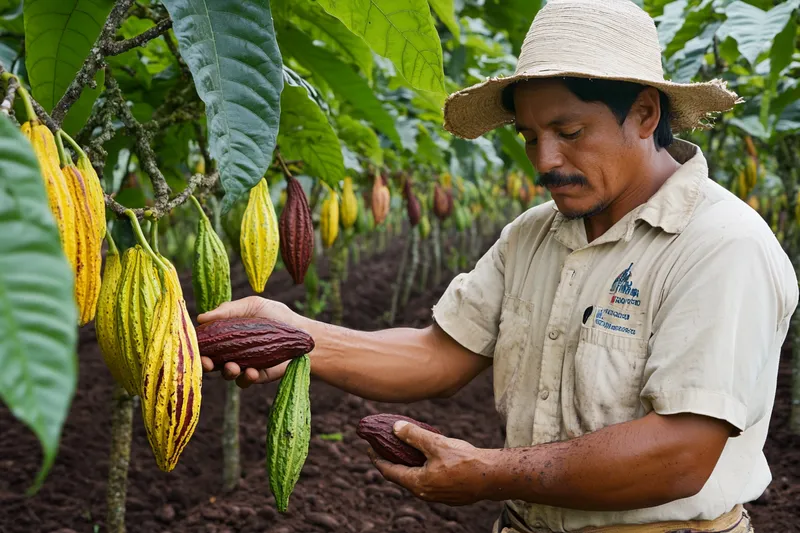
[[419, 215, 431, 240], [340, 177, 358, 229], [190, 196, 232, 315], [140, 252, 203, 472], [96, 233, 125, 385], [433, 184, 452, 221], [21, 121, 78, 272], [744, 156, 758, 192], [278, 176, 314, 285], [116, 244, 162, 396], [241, 178, 280, 293], [320, 185, 339, 248], [267, 355, 311, 513], [744, 136, 757, 159], [404, 179, 421, 227], [371, 174, 390, 225], [76, 152, 107, 240]]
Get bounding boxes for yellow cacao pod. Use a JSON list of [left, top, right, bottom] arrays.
[[744, 156, 758, 191], [116, 245, 162, 396], [320, 186, 339, 248], [140, 258, 203, 472], [62, 163, 103, 325], [241, 178, 279, 293], [76, 153, 107, 240], [340, 177, 358, 229], [746, 195, 760, 212], [96, 235, 125, 385], [21, 121, 78, 272]]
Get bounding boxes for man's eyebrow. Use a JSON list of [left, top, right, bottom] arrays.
[[515, 114, 581, 132]]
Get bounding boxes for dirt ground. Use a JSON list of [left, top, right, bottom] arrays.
[[1, 230, 798, 533]]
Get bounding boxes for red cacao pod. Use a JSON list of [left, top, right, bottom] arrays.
[[356, 413, 441, 467], [196, 317, 314, 371], [403, 179, 421, 227], [371, 175, 390, 225], [279, 176, 314, 285], [433, 184, 452, 221]]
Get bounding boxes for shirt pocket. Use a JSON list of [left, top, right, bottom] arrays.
[[493, 295, 534, 422], [571, 320, 649, 433]]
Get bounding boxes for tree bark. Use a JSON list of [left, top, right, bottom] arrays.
[[222, 381, 241, 492], [401, 226, 421, 308], [388, 233, 412, 326], [432, 219, 443, 287], [106, 384, 134, 533]]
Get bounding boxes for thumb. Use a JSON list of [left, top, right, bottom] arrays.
[[393, 420, 441, 456], [197, 296, 266, 323]]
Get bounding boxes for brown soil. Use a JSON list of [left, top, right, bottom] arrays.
[[1, 230, 798, 533]]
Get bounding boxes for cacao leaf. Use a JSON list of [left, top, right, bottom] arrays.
[[23, 0, 114, 135], [716, 0, 800, 67], [162, 0, 284, 213], [428, 0, 460, 39], [314, 0, 446, 94], [277, 84, 344, 189], [496, 126, 536, 177], [0, 114, 77, 493]]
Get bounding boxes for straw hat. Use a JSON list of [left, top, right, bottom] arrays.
[[442, 0, 742, 140]]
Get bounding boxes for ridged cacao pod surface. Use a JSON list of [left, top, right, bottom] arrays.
[[96, 235, 125, 385], [356, 414, 441, 467], [22, 122, 78, 273], [278, 176, 313, 285], [267, 354, 311, 513], [196, 317, 314, 371], [76, 153, 107, 240], [116, 245, 162, 396], [190, 197, 232, 314], [320, 186, 339, 248], [241, 178, 279, 293], [340, 177, 358, 229], [140, 261, 203, 472], [371, 175, 390, 225]]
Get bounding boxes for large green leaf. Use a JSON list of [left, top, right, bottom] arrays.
[[337, 114, 384, 165], [428, 0, 460, 39], [655, 0, 688, 51], [278, 24, 402, 148], [291, 0, 374, 82], [0, 114, 77, 493], [23, 0, 113, 135], [315, 0, 446, 94], [663, 0, 714, 58], [496, 126, 535, 177], [717, 0, 800, 67], [277, 84, 344, 189], [162, 0, 284, 212], [666, 22, 720, 82]]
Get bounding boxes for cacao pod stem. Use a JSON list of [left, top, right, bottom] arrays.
[[124, 210, 170, 274]]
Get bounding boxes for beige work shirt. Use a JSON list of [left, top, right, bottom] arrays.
[[431, 139, 799, 532]]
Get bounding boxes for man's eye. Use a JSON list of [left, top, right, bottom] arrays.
[[561, 129, 583, 140], [525, 138, 538, 146]]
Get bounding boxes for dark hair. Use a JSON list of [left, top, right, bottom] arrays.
[[501, 77, 674, 149]]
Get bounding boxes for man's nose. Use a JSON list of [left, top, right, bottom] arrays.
[[529, 139, 564, 174]]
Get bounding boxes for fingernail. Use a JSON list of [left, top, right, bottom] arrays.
[[393, 420, 408, 433]]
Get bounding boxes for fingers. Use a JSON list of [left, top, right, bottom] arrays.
[[367, 448, 416, 488], [222, 362, 242, 380], [201, 356, 215, 373], [393, 421, 441, 456], [197, 296, 266, 323]]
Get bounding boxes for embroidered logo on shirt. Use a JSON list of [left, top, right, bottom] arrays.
[[609, 263, 641, 307]]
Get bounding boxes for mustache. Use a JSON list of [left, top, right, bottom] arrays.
[[536, 172, 588, 188]]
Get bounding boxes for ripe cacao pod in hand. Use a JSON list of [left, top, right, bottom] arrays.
[[371, 174, 390, 225], [357, 413, 441, 467], [241, 178, 279, 293], [267, 354, 311, 512], [196, 317, 314, 371], [279, 176, 313, 285], [320, 185, 339, 248], [190, 196, 232, 314]]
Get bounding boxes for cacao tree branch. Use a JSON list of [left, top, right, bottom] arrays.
[[103, 18, 173, 56], [30, 98, 60, 132], [1, 74, 18, 116], [50, 0, 137, 126], [275, 149, 294, 179]]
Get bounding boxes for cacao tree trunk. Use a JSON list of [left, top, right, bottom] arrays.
[[388, 233, 412, 325], [106, 384, 134, 533], [401, 226, 421, 308], [330, 240, 345, 325], [419, 235, 430, 291], [378, 226, 387, 253], [432, 219, 443, 287], [222, 380, 241, 492]]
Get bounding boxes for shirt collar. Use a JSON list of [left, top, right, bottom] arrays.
[[550, 139, 706, 250]]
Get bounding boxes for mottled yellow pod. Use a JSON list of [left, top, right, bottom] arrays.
[[240, 178, 279, 293]]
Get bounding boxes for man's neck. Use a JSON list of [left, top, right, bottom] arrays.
[[584, 151, 681, 242]]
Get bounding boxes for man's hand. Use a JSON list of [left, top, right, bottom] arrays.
[[197, 296, 305, 388], [368, 420, 491, 506]]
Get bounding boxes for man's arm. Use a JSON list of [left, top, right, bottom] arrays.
[[198, 296, 492, 402], [372, 410, 733, 510]]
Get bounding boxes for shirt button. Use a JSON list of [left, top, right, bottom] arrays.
[[540, 390, 549, 400], [548, 329, 560, 340]]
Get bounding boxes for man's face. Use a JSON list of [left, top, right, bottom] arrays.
[[513, 79, 643, 220]]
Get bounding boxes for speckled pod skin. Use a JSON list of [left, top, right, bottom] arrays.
[[240, 178, 279, 293]]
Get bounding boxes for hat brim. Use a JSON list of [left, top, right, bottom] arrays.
[[442, 71, 743, 140]]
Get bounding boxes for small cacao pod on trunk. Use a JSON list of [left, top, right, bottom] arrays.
[[116, 244, 162, 396], [340, 176, 358, 229], [371, 174, 390, 225], [433, 183, 452, 221], [320, 185, 339, 248], [96, 234, 125, 385], [195, 317, 314, 371], [419, 215, 431, 240], [241, 178, 279, 293], [21, 121, 78, 274], [404, 179, 421, 227], [140, 256, 203, 472], [356, 414, 441, 467], [279, 176, 314, 285], [267, 354, 311, 512], [190, 196, 232, 314]]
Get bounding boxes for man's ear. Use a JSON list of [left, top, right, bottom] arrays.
[[631, 87, 661, 141]]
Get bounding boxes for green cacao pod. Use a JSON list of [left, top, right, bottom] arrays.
[[190, 196, 232, 314], [116, 244, 162, 396], [267, 354, 311, 513], [419, 214, 431, 240], [241, 178, 280, 293]]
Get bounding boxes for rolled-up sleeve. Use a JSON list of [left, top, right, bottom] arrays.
[[641, 226, 798, 434], [431, 222, 511, 357]]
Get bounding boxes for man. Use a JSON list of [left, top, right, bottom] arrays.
[[200, 0, 799, 531]]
